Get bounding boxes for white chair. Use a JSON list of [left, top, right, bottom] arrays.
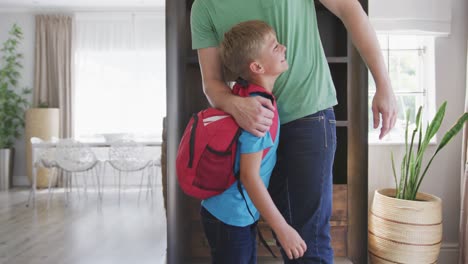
[[30, 137, 58, 168], [55, 139, 101, 205], [27, 137, 60, 207], [108, 139, 154, 205]]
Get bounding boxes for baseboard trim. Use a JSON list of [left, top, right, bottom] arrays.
[[442, 242, 460, 250], [13, 175, 29, 187], [439, 242, 459, 264], [12, 175, 162, 188]]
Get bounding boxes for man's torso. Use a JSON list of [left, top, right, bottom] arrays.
[[191, 0, 338, 124]]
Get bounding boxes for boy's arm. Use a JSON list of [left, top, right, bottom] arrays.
[[197, 47, 275, 137], [320, 0, 398, 139], [239, 151, 307, 260]]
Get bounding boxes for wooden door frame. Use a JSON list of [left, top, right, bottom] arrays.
[[166, 0, 190, 263]]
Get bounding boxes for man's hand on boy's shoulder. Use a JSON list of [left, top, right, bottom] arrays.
[[231, 96, 275, 137]]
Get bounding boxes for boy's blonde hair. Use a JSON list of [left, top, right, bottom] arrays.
[[220, 20, 275, 79]]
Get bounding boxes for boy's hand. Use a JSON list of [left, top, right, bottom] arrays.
[[275, 224, 307, 259], [231, 96, 275, 137]]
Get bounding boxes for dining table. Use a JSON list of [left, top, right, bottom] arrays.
[[27, 138, 162, 207]]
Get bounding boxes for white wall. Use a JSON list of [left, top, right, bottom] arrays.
[[368, 0, 468, 262], [0, 13, 35, 186]]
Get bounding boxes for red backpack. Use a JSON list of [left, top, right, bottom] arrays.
[[176, 81, 279, 200]]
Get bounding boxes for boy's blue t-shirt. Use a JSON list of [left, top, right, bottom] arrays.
[[201, 109, 280, 227]]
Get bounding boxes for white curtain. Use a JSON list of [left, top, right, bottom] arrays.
[[73, 12, 166, 139], [35, 14, 73, 138]]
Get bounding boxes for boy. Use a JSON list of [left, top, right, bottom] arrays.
[[200, 20, 307, 263]]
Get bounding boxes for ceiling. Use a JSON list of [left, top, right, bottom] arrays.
[[0, 0, 165, 10]]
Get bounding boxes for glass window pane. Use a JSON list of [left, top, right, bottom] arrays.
[[74, 14, 166, 140], [75, 50, 166, 138], [388, 50, 422, 93], [369, 35, 434, 144]]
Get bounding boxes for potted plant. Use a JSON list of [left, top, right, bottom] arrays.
[[25, 101, 59, 188], [369, 102, 468, 263], [0, 24, 31, 190]]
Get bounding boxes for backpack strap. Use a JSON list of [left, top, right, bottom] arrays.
[[232, 81, 276, 107], [249, 91, 275, 106], [235, 77, 249, 88]]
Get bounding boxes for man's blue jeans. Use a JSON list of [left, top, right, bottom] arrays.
[[200, 206, 257, 264], [269, 108, 337, 263]]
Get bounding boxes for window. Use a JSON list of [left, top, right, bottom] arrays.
[[369, 35, 435, 144], [73, 12, 166, 140]]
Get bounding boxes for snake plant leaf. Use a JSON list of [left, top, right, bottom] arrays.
[[398, 153, 407, 199], [403, 106, 421, 199], [424, 102, 447, 145], [393, 101, 467, 200], [414, 110, 468, 199], [435, 112, 468, 154], [414, 104, 446, 183], [415, 105, 422, 147], [391, 152, 398, 191]]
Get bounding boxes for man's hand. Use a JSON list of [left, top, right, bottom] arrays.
[[231, 96, 275, 137], [372, 87, 398, 139]]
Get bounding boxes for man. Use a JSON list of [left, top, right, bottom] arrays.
[[191, 0, 397, 262]]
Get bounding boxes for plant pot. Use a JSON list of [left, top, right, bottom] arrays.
[[25, 108, 60, 188], [368, 189, 442, 263], [0, 148, 14, 191]]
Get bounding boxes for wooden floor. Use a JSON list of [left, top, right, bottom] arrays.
[[195, 257, 353, 264], [0, 188, 352, 264], [0, 188, 167, 264]]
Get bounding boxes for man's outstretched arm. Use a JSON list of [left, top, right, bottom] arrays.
[[320, 0, 398, 139]]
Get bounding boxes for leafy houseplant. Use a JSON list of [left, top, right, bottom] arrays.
[[37, 101, 50, 108], [0, 24, 31, 149], [391, 101, 468, 200], [369, 101, 468, 264]]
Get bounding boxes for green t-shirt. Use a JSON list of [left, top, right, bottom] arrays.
[[191, 0, 338, 124]]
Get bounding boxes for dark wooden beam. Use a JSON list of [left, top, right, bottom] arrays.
[[166, 0, 190, 263], [347, 0, 369, 262]]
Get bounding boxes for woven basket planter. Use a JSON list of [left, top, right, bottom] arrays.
[[369, 189, 442, 264]]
